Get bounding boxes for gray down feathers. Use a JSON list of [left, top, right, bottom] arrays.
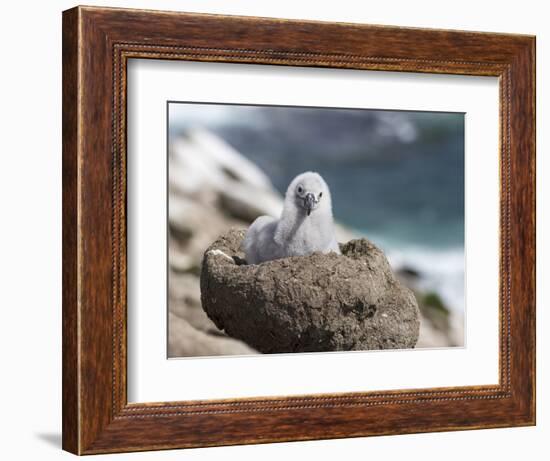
[[242, 171, 340, 264]]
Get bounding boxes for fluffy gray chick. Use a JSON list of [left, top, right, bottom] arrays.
[[242, 171, 340, 264]]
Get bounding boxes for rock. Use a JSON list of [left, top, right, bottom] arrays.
[[418, 291, 451, 332], [168, 269, 258, 355], [168, 250, 198, 274], [395, 268, 464, 348], [200, 229, 420, 353], [168, 313, 258, 357], [170, 129, 276, 197], [183, 128, 274, 190], [416, 314, 452, 348], [219, 182, 283, 222], [169, 195, 247, 263], [396, 266, 422, 288], [417, 309, 464, 348], [169, 270, 218, 334]]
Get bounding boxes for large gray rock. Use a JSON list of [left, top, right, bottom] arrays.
[[200, 229, 420, 353], [168, 313, 257, 358]]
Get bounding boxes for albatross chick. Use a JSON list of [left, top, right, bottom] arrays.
[[242, 171, 340, 264]]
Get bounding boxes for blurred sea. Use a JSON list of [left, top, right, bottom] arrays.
[[169, 103, 465, 313]]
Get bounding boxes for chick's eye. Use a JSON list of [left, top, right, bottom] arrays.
[[297, 186, 303, 194], [319, 192, 323, 198]]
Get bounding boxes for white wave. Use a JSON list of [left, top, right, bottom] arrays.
[[383, 244, 465, 314]]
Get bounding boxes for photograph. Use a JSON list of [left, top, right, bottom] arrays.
[[167, 102, 465, 357]]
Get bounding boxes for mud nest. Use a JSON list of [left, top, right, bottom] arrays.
[[200, 229, 420, 353]]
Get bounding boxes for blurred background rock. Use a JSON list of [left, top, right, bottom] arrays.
[[167, 105, 465, 357]]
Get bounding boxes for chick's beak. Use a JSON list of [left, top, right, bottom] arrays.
[[304, 192, 316, 216]]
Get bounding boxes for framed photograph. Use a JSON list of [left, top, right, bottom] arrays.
[[62, 6, 535, 455]]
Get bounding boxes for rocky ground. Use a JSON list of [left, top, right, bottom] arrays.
[[168, 129, 464, 357]]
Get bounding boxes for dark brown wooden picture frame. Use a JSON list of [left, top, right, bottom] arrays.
[[62, 5, 536, 455]]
